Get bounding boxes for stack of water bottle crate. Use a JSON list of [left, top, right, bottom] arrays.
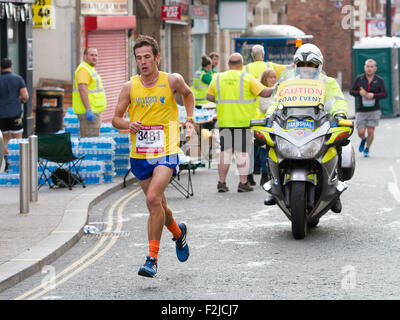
[[178, 104, 215, 124], [0, 138, 25, 186], [0, 128, 132, 187], [76, 137, 116, 184]]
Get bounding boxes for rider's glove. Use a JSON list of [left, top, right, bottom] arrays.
[[86, 109, 95, 122]]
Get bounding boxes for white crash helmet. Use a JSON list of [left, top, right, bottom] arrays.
[[293, 43, 324, 72]]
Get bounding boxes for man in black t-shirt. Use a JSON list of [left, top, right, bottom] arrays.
[[0, 58, 29, 171], [350, 59, 387, 157]]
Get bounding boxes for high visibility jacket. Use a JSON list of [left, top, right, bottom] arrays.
[[244, 61, 287, 80], [212, 70, 259, 127], [191, 69, 210, 105], [266, 70, 348, 117], [72, 62, 106, 114], [244, 61, 269, 80]]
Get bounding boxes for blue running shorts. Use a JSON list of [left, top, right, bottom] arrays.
[[130, 154, 179, 181]]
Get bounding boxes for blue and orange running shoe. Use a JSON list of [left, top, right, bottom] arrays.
[[173, 223, 189, 262], [364, 148, 369, 157], [359, 139, 366, 153], [138, 256, 158, 278]]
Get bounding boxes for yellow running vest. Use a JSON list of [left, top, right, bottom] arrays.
[[72, 62, 106, 114], [128, 72, 180, 159]]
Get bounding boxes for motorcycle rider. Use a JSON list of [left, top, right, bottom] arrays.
[[263, 44, 348, 213]]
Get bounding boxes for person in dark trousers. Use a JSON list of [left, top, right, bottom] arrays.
[[206, 53, 273, 193], [350, 59, 387, 157], [0, 58, 29, 172]]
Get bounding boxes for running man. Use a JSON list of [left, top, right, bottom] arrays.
[[112, 35, 195, 278]]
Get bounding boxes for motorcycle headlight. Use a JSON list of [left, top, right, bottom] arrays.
[[276, 136, 324, 159]]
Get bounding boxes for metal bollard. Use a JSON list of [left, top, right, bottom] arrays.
[[0, 130, 4, 170], [19, 141, 30, 214], [29, 135, 38, 202]]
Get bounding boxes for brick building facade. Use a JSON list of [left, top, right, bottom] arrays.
[[287, 0, 384, 90], [135, 0, 287, 87]]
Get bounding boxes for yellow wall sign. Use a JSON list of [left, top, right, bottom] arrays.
[[276, 79, 326, 107], [32, 0, 52, 29]]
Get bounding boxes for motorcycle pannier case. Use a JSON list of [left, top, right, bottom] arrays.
[[341, 142, 355, 181]]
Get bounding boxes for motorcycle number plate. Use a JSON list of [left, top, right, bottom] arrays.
[[287, 119, 314, 130]]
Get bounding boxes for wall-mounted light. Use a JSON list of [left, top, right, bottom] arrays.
[[334, 1, 342, 8], [329, 0, 343, 8]]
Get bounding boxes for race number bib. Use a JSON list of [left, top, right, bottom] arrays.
[[362, 96, 375, 107], [136, 125, 165, 154]]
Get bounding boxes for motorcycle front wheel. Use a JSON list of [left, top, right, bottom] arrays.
[[290, 181, 307, 240]]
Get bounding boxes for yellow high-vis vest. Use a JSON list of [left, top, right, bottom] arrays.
[[72, 62, 106, 114], [213, 70, 259, 127], [244, 61, 270, 80], [244, 61, 287, 80], [190, 69, 209, 105]]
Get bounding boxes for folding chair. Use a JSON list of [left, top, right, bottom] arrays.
[[38, 132, 85, 190], [169, 162, 194, 199], [122, 161, 196, 199]]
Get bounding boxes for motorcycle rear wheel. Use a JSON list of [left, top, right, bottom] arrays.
[[290, 181, 307, 239]]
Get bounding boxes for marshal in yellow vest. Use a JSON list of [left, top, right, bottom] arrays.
[[72, 61, 106, 114], [211, 70, 260, 127]]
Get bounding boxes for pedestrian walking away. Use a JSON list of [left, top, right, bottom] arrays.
[[243, 44, 288, 81], [112, 35, 195, 278], [243, 45, 287, 185], [72, 47, 106, 137], [256, 68, 277, 187], [206, 52, 273, 193], [350, 58, 387, 158], [0, 58, 29, 172]]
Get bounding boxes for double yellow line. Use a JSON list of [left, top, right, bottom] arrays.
[[15, 187, 142, 300]]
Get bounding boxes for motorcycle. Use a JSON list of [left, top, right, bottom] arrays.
[[250, 68, 355, 239]]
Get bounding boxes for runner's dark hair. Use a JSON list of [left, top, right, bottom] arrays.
[[133, 35, 160, 58]]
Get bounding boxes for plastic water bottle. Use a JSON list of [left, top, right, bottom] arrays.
[[83, 225, 101, 234]]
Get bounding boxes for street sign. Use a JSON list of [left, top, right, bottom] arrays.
[[189, 5, 208, 20], [366, 18, 386, 37], [81, 0, 128, 16], [218, 0, 248, 30], [32, 0, 52, 29], [161, 5, 182, 21]]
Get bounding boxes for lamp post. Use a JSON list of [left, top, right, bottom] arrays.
[[386, 0, 392, 37]]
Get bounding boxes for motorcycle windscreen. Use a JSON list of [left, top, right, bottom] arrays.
[[274, 67, 327, 108], [276, 79, 326, 107]]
